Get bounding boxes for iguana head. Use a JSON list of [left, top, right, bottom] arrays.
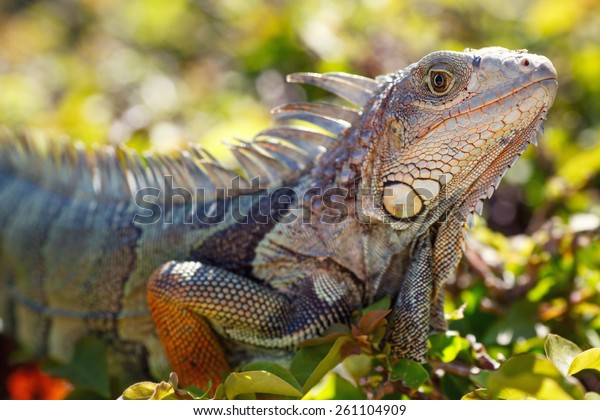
[[357, 47, 557, 231]]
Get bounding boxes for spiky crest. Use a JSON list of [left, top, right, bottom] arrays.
[[0, 72, 380, 203]]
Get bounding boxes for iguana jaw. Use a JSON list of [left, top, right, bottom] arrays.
[[358, 47, 558, 230]]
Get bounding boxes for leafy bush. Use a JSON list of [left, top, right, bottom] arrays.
[[119, 318, 600, 400]]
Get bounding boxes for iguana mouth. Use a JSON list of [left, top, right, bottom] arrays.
[[457, 61, 557, 114]]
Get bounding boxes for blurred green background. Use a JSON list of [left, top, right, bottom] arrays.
[[0, 0, 599, 399]]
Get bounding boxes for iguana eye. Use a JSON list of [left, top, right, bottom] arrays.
[[427, 69, 454, 95]]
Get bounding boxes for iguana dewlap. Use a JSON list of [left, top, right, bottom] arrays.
[[0, 47, 557, 392]]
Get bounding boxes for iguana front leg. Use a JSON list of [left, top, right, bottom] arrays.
[[430, 217, 466, 333], [388, 220, 465, 361], [147, 260, 360, 391], [387, 234, 434, 361]]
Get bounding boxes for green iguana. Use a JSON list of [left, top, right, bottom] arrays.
[[0, 47, 557, 393]]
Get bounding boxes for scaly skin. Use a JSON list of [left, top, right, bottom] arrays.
[[0, 47, 557, 393]]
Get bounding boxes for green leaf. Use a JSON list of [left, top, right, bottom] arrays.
[[300, 336, 356, 394], [343, 354, 373, 383], [544, 334, 582, 376], [304, 373, 366, 400], [567, 348, 600, 376], [185, 385, 212, 400], [213, 384, 225, 400], [462, 386, 536, 400], [241, 362, 302, 391], [486, 354, 586, 400], [428, 332, 469, 363], [290, 343, 334, 387], [495, 387, 536, 400], [222, 371, 303, 400], [44, 337, 110, 398], [461, 388, 489, 400], [441, 373, 473, 400], [325, 374, 366, 400], [390, 359, 429, 389], [119, 381, 160, 400], [471, 370, 492, 389], [119, 380, 193, 400], [585, 392, 600, 400], [513, 336, 546, 354], [150, 381, 178, 400]]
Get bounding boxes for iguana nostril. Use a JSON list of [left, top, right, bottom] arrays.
[[531, 58, 558, 82], [521, 58, 530, 67]]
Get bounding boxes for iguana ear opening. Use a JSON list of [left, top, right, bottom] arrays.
[[382, 182, 423, 219]]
